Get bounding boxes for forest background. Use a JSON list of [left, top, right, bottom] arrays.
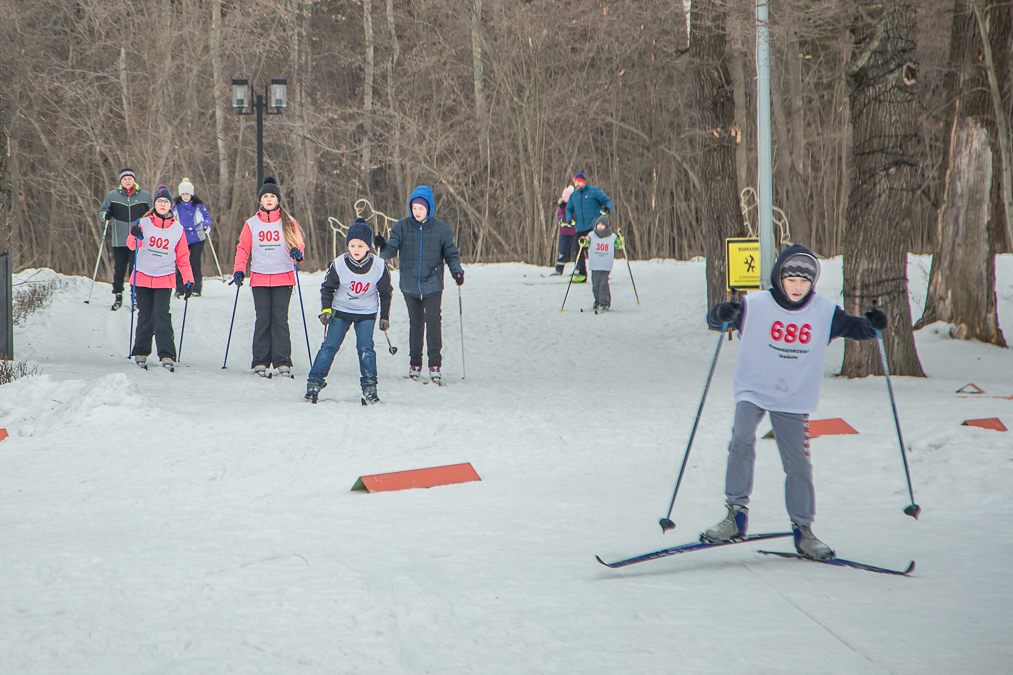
[[0, 0, 1010, 376]]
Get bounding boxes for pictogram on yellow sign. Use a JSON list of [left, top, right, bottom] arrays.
[[726, 238, 761, 290]]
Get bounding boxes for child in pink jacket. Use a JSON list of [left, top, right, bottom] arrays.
[[231, 176, 306, 377], [126, 185, 194, 370]]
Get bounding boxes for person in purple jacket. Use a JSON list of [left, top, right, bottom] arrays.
[[701, 244, 888, 559], [173, 178, 213, 297]]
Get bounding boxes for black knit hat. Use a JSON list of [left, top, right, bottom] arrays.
[[259, 176, 281, 200], [119, 168, 136, 182]]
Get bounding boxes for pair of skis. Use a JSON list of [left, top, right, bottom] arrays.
[[595, 532, 915, 576]]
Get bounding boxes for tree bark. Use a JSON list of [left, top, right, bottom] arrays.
[[362, 0, 374, 195], [210, 0, 231, 213], [842, 2, 926, 377], [385, 0, 404, 206], [691, 0, 742, 307]]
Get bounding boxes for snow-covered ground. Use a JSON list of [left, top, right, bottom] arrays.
[[2, 255, 1011, 674]]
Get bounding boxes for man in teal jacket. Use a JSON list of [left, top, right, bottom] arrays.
[[565, 170, 612, 282]]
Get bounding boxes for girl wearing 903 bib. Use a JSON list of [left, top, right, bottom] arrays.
[[231, 177, 305, 377], [126, 185, 194, 371], [305, 218, 393, 404]]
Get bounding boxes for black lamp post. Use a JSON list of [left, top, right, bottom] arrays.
[[232, 78, 288, 190]]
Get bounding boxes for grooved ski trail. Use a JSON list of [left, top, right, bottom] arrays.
[[2, 256, 1012, 674]]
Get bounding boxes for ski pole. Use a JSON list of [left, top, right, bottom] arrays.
[[85, 220, 109, 304], [294, 263, 313, 366], [660, 317, 732, 533], [204, 226, 225, 281], [871, 299, 921, 520], [177, 295, 189, 362], [617, 228, 640, 305], [560, 240, 588, 312], [383, 329, 398, 355], [222, 278, 241, 369], [458, 285, 466, 379], [127, 241, 138, 358]]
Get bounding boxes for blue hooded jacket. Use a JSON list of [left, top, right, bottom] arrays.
[[379, 186, 464, 299], [565, 183, 613, 234]]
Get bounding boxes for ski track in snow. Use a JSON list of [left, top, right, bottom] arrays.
[[1, 256, 1011, 674]]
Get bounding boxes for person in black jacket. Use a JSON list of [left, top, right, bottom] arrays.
[[98, 169, 153, 310], [306, 218, 393, 404], [375, 186, 463, 386]]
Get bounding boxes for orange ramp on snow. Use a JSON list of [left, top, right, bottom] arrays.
[[0, 429, 7, 442], [962, 418, 1008, 432], [763, 418, 858, 440], [351, 462, 481, 493]]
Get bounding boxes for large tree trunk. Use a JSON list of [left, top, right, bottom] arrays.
[[362, 0, 374, 195], [210, 0, 231, 214], [691, 0, 742, 307], [842, 3, 925, 377], [915, 0, 1007, 346], [384, 0, 405, 207]]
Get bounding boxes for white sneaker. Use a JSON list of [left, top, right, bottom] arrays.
[[134, 355, 147, 367], [429, 366, 442, 385], [254, 364, 268, 377], [160, 357, 175, 372], [793, 523, 835, 559], [703, 504, 748, 542], [277, 365, 292, 378]]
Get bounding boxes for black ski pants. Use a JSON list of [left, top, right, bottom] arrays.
[[252, 285, 293, 369], [575, 230, 592, 277], [131, 287, 175, 360], [175, 240, 204, 295], [111, 246, 133, 295], [405, 293, 443, 368]]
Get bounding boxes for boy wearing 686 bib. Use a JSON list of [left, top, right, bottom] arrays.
[[702, 244, 888, 559]]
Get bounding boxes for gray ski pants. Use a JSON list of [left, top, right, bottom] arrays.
[[591, 270, 611, 307], [724, 400, 815, 525]]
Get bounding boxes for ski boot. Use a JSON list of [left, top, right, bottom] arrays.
[[305, 381, 325, 403], [134, 355, 147, 370], [407, 365, 422, 381], [597, 304, 610, 313], [111, 294, 123, 311], [161, 357, 175, 372], [254, 364, 270, 378], [572, 274, 587, 283], [277, 365, 293, 378], [362, 385, 380, 405], [428, 366, 443, 386], [549, 268, 564, 276], [792, 522, 835, 560], [703, 504, 748, 543]]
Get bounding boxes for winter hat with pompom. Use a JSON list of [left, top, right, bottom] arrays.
[[346, 217, 374, 247], [259, 176, 281, 200], [561, 185, 574, 203], [177, 177, 195, 195], [153, 185, 173, 203]]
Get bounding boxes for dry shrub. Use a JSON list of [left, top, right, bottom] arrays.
[[13, 280, 59, 325], [0, 360, 40, 385]]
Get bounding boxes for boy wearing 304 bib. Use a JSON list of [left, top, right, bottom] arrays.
[[578, 215, 624, 313], [306, 219, 393, 404], [126, 185, 194, 370], [702, 244, 888, 559]]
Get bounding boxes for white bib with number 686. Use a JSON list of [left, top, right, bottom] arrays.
[[135, 216, 185, 278], [733, 291, 836, 414], [247, 216, 293, 274]]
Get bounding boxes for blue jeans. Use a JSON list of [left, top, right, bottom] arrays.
[[308, 316, 377, 388]]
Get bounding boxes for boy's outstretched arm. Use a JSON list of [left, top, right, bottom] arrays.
[[707, 301, 744, 331], [829, 305, 885, 341]]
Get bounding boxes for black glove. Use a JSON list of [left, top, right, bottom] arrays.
[[600, 207, 610, 215], [714, 301, 742, 323], [374, 234, 386, 251], [183, 282, 194, 300], [379, 319, 390, 331], [453, 270, 464, 286], [290, 247, 303, 262], [865, 308, 888, 331], [229, 271, 245, 287], [319, 309, 332, 326], [130, 224, 143, 237], [100, 211, 110, 221]]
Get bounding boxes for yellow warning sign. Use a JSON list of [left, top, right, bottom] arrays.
[[726, 238, 761, 290]]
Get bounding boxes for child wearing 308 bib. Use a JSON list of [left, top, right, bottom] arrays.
[[579, 215, 624, 313], [126, 185, 194, 370], [306, 218, 393, 404], [701, 244, 889, 559]]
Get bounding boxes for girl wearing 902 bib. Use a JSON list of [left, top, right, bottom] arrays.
[[305, 218, 393, 404], [231, 177, 305, 377], [126, 185, 194, 371]]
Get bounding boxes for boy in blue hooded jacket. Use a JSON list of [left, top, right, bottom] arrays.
[[375, 186, 464, 385]]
